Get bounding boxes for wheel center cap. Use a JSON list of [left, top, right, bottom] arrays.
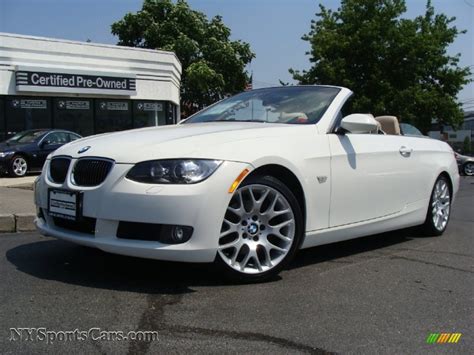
[[247, 223, 259, 235]]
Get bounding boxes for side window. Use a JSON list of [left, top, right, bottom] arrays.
[[45, 132, 68, 145], [68, 133, 81, 142]]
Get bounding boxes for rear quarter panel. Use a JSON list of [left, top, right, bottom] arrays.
[[403, 136, 459, 203]]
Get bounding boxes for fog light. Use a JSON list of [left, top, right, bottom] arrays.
[[161, 225, 193, 244], [173, 226, 185, 242]]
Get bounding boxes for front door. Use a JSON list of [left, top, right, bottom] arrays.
[[328, 133, 415, 227]]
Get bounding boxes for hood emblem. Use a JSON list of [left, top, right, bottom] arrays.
[[78, 146, 91, 154]]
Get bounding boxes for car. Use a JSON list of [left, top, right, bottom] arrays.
[[33, 86, 459, 282], [0, 129, 82, 177], [454, 152, 474, 176]]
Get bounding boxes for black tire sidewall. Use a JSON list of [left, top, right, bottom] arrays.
[[215, 174, 304, 282], [10, 155, 28, 177], [463, 163, 473, 176]]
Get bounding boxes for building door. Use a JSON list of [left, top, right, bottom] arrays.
[[95, 100, 132, 134], [5, 97, 52, 137], [133, 101, 166, 128], [53, 98, 94, 136]]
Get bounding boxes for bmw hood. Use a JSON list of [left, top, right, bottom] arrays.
[[52, 122, 306, 163]]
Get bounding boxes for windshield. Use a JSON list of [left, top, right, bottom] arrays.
[[7, 130, 45, 144], [183, 86, 340, 125], [400, 123, 424, 136]]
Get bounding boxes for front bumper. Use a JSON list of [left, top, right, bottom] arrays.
[[35, 159, 251, 262]]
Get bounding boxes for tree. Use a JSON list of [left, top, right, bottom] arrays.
[[111, 0, 254, 115], [290, 0, 471, 133], [463, 136, 471, 154]]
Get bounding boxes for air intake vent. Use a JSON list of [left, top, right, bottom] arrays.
[[49, 157, 71, 184], [72, 158, 113, 187]]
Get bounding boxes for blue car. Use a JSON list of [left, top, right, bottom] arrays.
[[0, 129, 82, 177]]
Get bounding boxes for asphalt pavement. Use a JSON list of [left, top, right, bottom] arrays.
[[0, 178, 472, 354]]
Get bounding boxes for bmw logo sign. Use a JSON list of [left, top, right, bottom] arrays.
[[78, 146, 91, 154]]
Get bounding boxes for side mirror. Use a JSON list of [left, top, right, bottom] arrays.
[[340, 114, 379, 134]]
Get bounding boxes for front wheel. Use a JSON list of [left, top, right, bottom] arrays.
[[216, 175, 303, 282], [422, 175, 452, 236], [10, 155, 28, 177], [463, 162, 474, 176]]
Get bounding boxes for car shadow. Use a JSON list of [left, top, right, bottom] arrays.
[[291, 227, 422, 270], [6, 227, 427, 293]]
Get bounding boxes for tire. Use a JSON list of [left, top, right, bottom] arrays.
[[216, 175, 303, 282], [421, 175, 452, 236], [463, 162, 474, 176], [10, 155, 28, 177]]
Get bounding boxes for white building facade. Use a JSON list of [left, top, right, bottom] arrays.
[[0, 33, 182, 140]]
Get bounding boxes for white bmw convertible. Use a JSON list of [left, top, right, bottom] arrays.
[[34, 86, 459, 281]]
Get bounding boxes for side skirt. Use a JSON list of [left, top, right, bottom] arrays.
[[301, 198, 429, 249]]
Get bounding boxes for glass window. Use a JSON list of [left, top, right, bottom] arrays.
[[53, 98, 93, 137], [68, 133, 81, 142], [133, 101, 166, 128], [5, 97, 51, 136], [184, 87, 340, 125], [7, 130, 46, 143], [166, 102, 177, 125], [43, 131, 69, 144], [400, 123, 424, 136], [95, 100, 132, 134], [0, 98, 5, 141]]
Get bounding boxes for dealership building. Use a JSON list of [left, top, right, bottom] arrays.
[[0, 33, 182, 141]]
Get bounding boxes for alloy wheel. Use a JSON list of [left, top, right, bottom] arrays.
[[218, 184, 296, 274], [464, 163, 474, 176], [12, 157, 28, 176], [431, 179, 451, 231]]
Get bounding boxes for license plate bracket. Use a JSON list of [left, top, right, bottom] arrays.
[[48, 189, 83, 221]]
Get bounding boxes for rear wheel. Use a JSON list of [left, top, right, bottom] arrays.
[[422, 175, 451, 236], [10, 155, 28, 177], [463, 162, 474, 176], [216, 175, 303, 282]]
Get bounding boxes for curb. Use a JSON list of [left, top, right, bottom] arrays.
[[0, 213, 36, 233]]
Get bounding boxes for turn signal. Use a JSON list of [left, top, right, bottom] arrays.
[[228, 169, 250, 193]]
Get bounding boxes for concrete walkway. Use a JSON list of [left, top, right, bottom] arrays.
[[0, 175, 38, 188], [0, 186, 36, 233]]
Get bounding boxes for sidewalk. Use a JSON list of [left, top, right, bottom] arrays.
[[0, 175, 37, 188], [0, 184, 36, 233]]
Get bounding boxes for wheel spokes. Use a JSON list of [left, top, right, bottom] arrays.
[[432, 179, 451, 231], [218, 184, 295, 274]]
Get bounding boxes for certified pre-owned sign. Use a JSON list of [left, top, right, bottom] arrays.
[[15, 67, 136, 96]]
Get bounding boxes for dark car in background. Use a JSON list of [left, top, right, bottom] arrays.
[[0, 129, 82, 177], [455, 152, 474, 176]]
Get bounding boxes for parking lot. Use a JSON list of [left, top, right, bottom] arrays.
[[0, 177, 472, 354]]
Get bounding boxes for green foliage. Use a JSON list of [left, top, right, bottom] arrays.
[[111, 0, 254, 114], [463, 136, 471, 154], [290, 0, 471, 133]]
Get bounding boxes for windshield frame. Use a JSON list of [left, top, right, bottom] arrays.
[[182, 86, 342, 125]]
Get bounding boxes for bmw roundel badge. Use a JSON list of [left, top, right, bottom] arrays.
[[78, 146, 91, 154]]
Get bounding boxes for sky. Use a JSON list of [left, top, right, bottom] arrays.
[[0, 0, 473, 107]]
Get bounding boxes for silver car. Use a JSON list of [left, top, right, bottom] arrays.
[[455, 152, 474, 176]]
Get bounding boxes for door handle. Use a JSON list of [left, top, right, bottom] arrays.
[[399, 146, 413, 157]]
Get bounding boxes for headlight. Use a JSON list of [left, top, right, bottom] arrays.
[[126, 159, 222, 184], [0, 151, 14, 158]]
